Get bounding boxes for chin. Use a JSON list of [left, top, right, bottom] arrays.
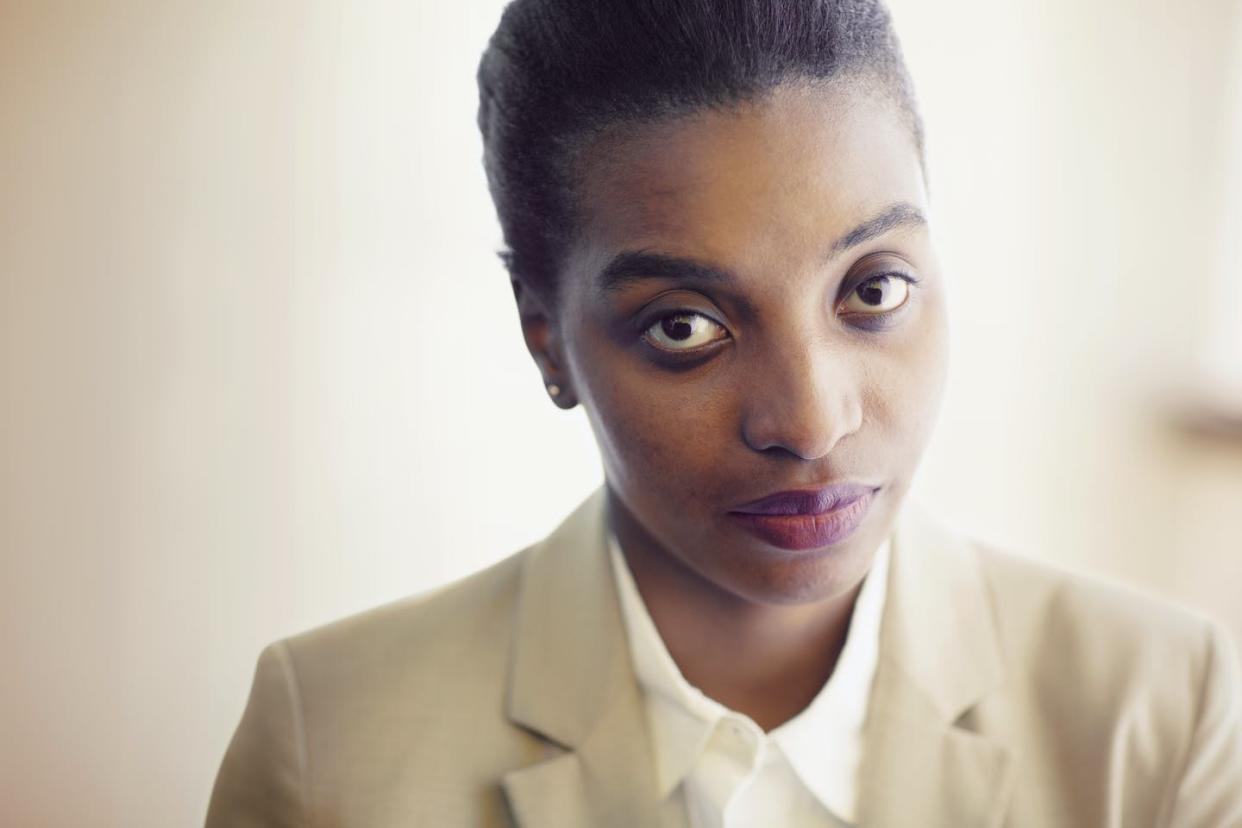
[[721, 536, 878, 606]]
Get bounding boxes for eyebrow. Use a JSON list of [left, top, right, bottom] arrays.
[[596, 201, 927, 294]]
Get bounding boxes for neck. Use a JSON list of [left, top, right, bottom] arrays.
[[609, 494, 864, 732]]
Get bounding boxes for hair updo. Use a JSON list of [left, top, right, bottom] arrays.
[[477, 0, 923, 305]]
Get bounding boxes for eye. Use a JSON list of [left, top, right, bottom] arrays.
[[838, 273, 913, 316], [642, 311, 729, 353]]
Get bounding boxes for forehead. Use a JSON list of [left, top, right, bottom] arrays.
[[570, 80, 926, 277]]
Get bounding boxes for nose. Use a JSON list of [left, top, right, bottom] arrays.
[[739, 339, 864, 460]]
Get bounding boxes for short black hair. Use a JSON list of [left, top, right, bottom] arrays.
[[477, 0, 924, 305]]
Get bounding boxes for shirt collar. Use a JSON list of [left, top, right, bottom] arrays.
[[607, 534, 729, 795], [607, 531, 891, 822]]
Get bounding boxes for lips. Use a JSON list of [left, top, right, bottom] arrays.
[[730, 482, 877, 516], [727, 483, 879, 551]]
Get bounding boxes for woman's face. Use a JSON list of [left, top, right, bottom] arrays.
[[546, 79, 948, 605]]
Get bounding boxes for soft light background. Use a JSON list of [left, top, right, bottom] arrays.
[[1, 1, 1239, 825]]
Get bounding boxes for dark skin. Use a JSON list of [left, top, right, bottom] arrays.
[[514, 79, 949, 731]]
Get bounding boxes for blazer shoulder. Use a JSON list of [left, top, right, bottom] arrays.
[[969, 538, 1222, 713], [274, 543, 535, 709], [974, 540, 1212, 650], [209, 544, 549, 826], [962, 536, 1242, 823]]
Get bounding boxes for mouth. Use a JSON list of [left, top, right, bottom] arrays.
[[726, 483, 880, 551]]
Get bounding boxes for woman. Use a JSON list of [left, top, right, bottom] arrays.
[[206, 1, 1242, 825]]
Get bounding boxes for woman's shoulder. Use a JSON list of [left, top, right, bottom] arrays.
[[962, 531, 1235, 745], [969, 535, 1219, 664], [888, 509, 1242, 824], [208, 544, 549, 827], [255, 543, 537, 735], [898, 501, 1225, 674]]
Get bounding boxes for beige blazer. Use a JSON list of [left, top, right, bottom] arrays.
[[206, 485, 1242, 827]]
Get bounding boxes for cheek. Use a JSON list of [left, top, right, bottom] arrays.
[[567, 323, 731, 506], [870, 292, 949, 453], [586, 363, 726, 501]]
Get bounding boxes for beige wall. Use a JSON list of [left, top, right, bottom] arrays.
[[893, 0, 1242, 626], [1, 1, 1239, 825]]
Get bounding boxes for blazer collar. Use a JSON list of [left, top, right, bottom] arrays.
[[502, 484, 684, 827], [502, 485, 1015, 828], [855, 498, 1016, 827], [505, 483, 620, 750], [883, 498, 1007, 720]]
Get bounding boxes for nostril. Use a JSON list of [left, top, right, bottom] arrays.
[[740, 400, 860, 459], [757, 443, 813, 461]]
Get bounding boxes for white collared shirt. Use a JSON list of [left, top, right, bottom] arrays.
[[607, 533, 890, 828]]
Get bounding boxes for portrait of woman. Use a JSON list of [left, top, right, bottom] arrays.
[[202, 0, 1242, 825]]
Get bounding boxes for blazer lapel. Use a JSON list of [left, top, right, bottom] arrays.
[[856, 500, 1016, 827], [502, 685, 688, 828], [501, 484, 687, 828]]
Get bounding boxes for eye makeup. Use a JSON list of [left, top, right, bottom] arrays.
[[614, 250, 925, 366]]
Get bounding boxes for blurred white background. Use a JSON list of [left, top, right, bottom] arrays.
[[1, 1, 1239, 825]]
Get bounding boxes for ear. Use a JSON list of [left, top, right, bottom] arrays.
[[511, 276, 576, 409]]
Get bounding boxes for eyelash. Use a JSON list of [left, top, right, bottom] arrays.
[[639, 271, 920, 360], [850, 270, 919, 292]]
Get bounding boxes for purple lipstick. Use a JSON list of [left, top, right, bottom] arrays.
[[727, 482, 878, 551]]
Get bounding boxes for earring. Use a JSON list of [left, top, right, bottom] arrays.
[[547, 383, 561, 397]]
